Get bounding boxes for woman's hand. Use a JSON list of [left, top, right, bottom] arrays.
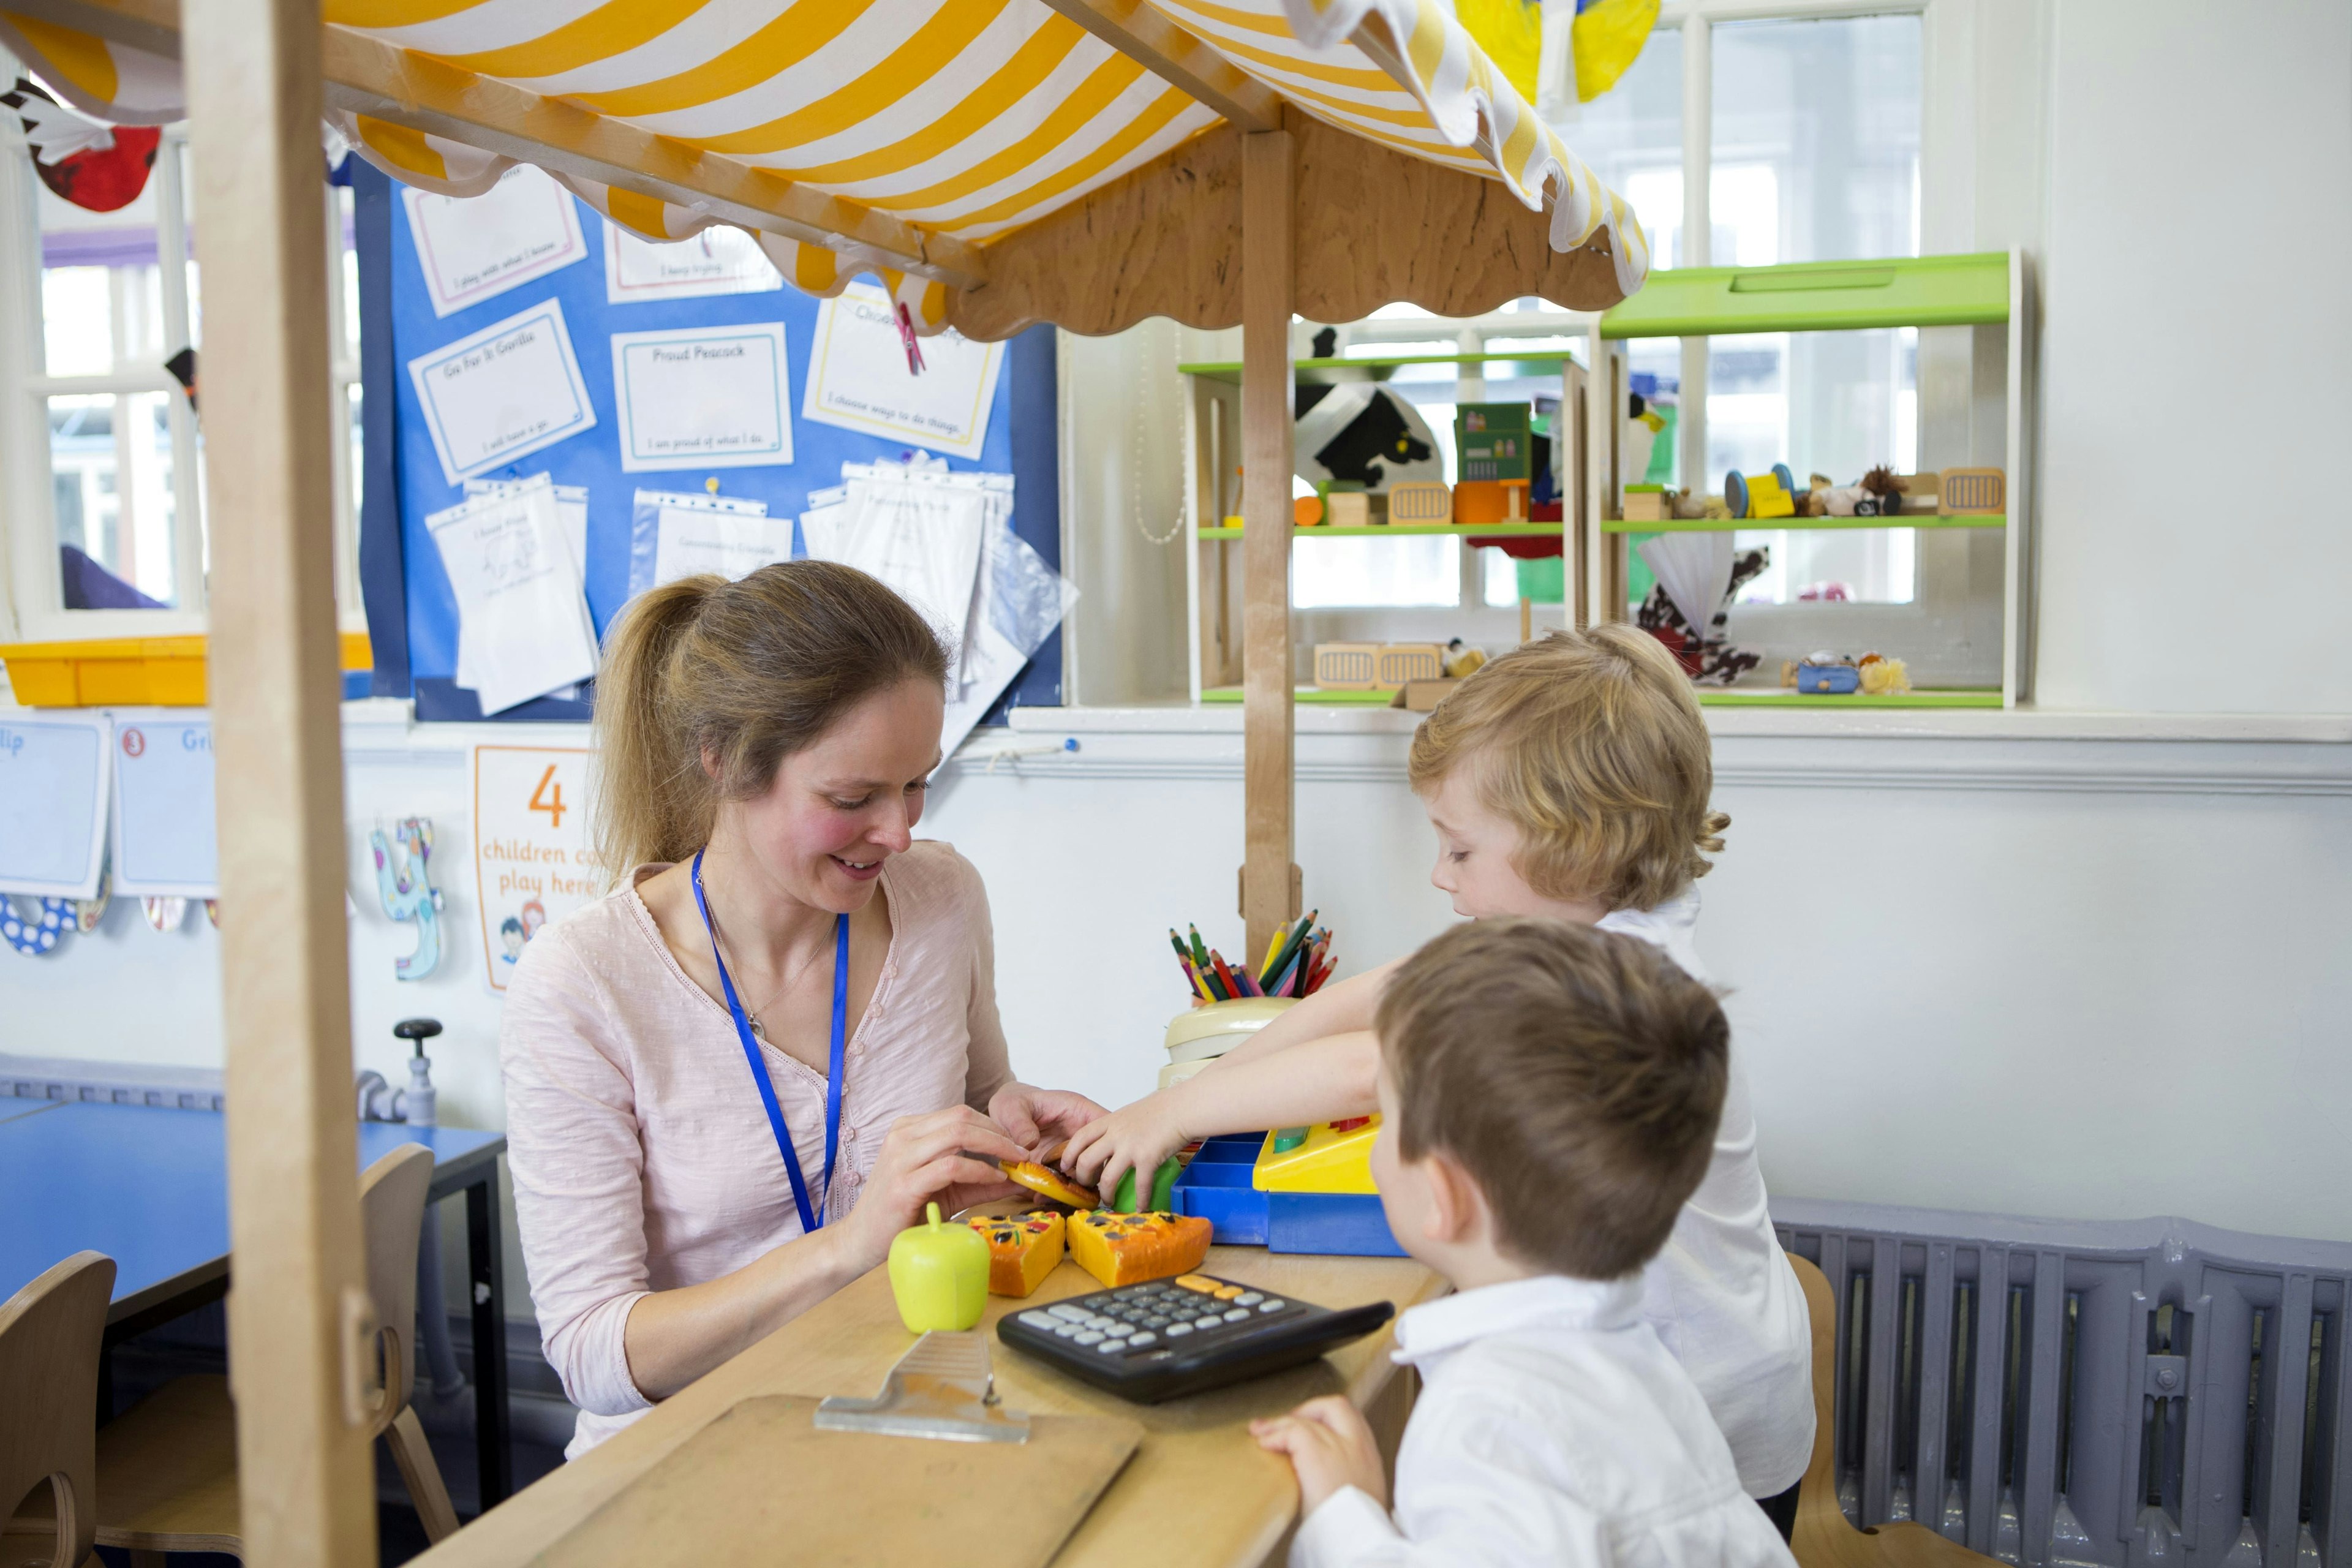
[[1057, 1089, 1190, 1204], [840, 1106, 1031, 1270], [1251, 1395, 1387, 1513], [987, 1082, 1109, 1156]]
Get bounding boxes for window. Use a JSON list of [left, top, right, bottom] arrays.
[[1, 100, 364, 643]]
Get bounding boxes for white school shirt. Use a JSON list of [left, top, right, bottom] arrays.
[[1597, 891, 1814, 1498], [1291, 1275, 1802, 1568]]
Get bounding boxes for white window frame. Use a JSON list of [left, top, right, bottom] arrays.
[[0, 98, 364, 645]]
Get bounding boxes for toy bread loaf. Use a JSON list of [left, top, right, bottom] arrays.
[[967, 1210, 1066, 1297], [1068, 1210, 1214, 1289]]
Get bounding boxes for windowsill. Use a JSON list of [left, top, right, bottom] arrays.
[[1007, 703, 2352, 744]]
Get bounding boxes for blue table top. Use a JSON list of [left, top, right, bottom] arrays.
[[0, 1099, 503, 1322]]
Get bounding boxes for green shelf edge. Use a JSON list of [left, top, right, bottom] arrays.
[[1177, 349, 1581, 384], [1695, 689, 2003, 709], [1602, 515, 2004, 533], [1201, 687, 1399, 704], [1197, 522, 1562, 540], [1600, 253, 2010, 339]]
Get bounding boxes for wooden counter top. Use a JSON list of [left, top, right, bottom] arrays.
[[415, 1241, 1446, 1568]]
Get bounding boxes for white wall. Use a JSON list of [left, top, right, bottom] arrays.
[[2034, 0, 2352, 710]]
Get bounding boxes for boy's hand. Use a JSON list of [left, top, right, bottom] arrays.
[[1251, 1396, 1387, 1513], [1057, 1091, 1188, 1202]]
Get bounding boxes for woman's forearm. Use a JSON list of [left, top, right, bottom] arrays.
[[619, 1221, 871, 1401], [1169, 1030, 1383, 1140]]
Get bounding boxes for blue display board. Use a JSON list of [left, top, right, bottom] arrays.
[[351, 162, 1060, 722]]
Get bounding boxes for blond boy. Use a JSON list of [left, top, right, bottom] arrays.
[[1064, 626, 1813, 1517], [1254, 918, 1800, 1568]]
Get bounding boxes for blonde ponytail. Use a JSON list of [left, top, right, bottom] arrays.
[[590, 561, 951, 882]]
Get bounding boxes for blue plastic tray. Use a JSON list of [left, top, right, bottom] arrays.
[[1173, 1133, 1406, 1257]]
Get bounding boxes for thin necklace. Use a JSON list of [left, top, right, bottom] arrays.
[[703, 884, 832, 1039]]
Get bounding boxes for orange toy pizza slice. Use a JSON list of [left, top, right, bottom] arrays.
[[966, 1210, 1066, 1297], [1067, 1210, 1214, 1289], [1000, 1143, 1100, 1209]]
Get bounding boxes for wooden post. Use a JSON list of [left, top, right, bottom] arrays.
[[1239, 127, 1297, 960], [183, 1, 377, 1564]]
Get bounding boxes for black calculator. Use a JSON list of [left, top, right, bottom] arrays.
[[996, 1271, 1395, 1403]]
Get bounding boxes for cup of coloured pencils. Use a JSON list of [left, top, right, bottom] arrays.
[[1166, 913, 1335, 1005]]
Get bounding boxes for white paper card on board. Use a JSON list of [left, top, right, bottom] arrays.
[[0, 712, 111, 899], [428, 479, 600, 715], [461, 477, 596, 696], [111, 717, 218, 897], [403, 165, 589, 318], [472, 745, 598, 996], [803, 282, 1003, 461], [407, 298, 597, 485], [610, 322, 791, 472], [652, 503, 795, 586], [603, 220, 782, 305]]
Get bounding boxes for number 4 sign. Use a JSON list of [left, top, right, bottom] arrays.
[[472, 745, 598, 995]]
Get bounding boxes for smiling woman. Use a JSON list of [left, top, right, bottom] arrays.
[[498, 560, 1106, 1458]]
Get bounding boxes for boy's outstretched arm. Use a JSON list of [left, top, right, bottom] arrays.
[[1058, 1030, 1382, 1201], [1212, 959, 1399, 1069]]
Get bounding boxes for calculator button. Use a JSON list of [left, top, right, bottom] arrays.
[[1095, 1338, 1129, 1354], [1126, 1330, 1156, 1346], [1213, 1286, 1242, 1301], [1234, 1291, 1264, 1305], [1259, 1300, 1285, 1313], [1222, 1308, 1250, 1323], [1052, 1322, 1082, 1337], [1144, 1314, 1170, 1328], [1073, 1330, 1105, 1346], [1174, 1275, 1218, 1293], [1018, 1311, 1057, 1330], [1165, 1321, 1193, 1336], [1049, 1304, 1090, 1322]]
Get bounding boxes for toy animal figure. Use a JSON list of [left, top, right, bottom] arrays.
[[371, 818, 446, 981]]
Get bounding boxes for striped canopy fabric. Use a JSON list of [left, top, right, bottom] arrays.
[[1, 0, 1649, 331]]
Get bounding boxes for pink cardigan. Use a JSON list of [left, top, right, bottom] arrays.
[[498, 840, 1016, 1456]]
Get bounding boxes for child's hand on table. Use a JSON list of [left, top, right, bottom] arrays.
[[1252, 1395, 1387, 1513], [986, 1082, 1109, 1158], [1057, 1090, 1189, 1204]]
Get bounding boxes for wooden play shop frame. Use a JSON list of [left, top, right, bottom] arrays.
[[4, 0, 1671, 1561]]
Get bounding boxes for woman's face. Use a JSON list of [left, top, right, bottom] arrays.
[[726, 677, 944, 914]]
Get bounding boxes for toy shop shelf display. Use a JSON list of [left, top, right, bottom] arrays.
[[1178, 349, 1592, 705], [1585, 251, 2036, 709]]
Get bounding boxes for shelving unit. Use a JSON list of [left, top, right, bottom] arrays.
[[1180, 350, 1587, 704], [1583, 250, 2034, 708]]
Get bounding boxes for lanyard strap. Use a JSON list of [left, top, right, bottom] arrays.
[[692, 849, 850, 1234]]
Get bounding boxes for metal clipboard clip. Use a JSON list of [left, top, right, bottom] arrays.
[[813, 1331, 1029, 1444]]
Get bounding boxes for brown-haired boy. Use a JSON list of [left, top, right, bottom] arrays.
[[1251, 919, 1798, 1568], [1065, 626, 1813, 1523]]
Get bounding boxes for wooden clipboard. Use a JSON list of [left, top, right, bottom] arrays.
[[534, 1395, 1144, 1568]]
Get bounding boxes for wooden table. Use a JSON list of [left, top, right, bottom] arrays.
[[413, 1239, 1445, 1568]]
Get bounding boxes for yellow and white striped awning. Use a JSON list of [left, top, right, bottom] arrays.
[[1, 0, 1649, 331]]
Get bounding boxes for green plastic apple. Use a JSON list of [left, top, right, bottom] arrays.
[[887, 1200, 989, 1332]]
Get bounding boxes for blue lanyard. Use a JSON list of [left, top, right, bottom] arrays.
[[691, 848, 848, 1235]]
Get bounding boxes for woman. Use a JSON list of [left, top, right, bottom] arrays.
[[500, 561, 1102, 1457]]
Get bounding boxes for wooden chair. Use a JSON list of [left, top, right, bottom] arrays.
[[1789, 1253, 2003, 1568], [93, 1143, 461, 1563], [0, 1251, 116, 1568]]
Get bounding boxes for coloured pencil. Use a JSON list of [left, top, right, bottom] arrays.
[[1258, 908, 1319, 990], [1208, 951, 1240, 1000]]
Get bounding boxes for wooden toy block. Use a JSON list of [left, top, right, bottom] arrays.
[[1938, 467, 2005, 515], [1450, 479, 1529, 525], [1374, 644, 1444, 687], [1067, 1210, 1215, 1288], [1322, 491, 1371, 527], [967, 1210, 1066, 1297], [1314, 643, 1381, 690], [1387, 480, 1452, 524], [1622, 487, 1670, 522]]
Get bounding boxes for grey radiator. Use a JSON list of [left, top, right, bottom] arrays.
[[1774, 1199, 2352, 1568]]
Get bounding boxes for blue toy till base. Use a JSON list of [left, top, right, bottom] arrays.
[[1172, 1132, 1406, 1257]]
